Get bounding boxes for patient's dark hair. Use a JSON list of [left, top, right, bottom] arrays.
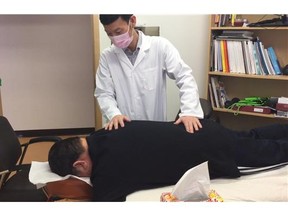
[[48, 137, 85, 177], [99, 14, 133, 25]]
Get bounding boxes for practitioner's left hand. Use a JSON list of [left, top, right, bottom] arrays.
[[174, 116, 202, 133]]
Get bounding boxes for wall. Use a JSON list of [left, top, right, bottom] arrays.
[[0, 15, 95, 130], [0, 15, 209, 130], [99, 15, 210, 122]]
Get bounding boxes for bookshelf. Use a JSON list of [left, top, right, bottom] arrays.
[[207, 15, 288, 130]]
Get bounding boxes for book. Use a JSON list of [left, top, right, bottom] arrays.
[[276, 97, 288, 111], [220, 40, 228, 73], [267, 47, 282, 75], [226, 40, 236, 73], [218, 30, 254, 40], [208, 83, 216, 108], [210, 37, 215, 71], [231, 14, 236, 26], [217, 41, 223, 71], [260, 43, 275, 75], [218, 80, 229, 108], [210, 77, 220, 108], [241, 40, 252, 74], [219, 14, 230, 27], [276, 103, 288, 112], [263, 48, 276, 75], [275, 110, 288, 118], [247, 40, 257, 75], [220, 40, 230, 73], [236, 41, 246, 73], [213, 39, 218, 71], [222, 30, 254, 36], [214, 15, 220, 27], [256, 38, 269, 75], [223, 40, 230, 73], [253, 41, 264, 75], [278, 97, 288, 104], [231, 105, 272, 114]]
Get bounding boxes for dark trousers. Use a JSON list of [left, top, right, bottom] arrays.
[[230, 124, 288, 167]]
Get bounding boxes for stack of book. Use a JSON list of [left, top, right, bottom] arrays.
[[217, 30, 254, 40], [209, 76, 229, 108], [214, 14, 242, 27], [210, 33, 282, 76], [275, 97, 288, 118]]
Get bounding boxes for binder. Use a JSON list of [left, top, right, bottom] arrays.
[[267, 47, 282, 75], [255, 38, 269, 75]]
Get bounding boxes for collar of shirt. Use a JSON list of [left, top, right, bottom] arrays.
[[124, 30, 142, 65]]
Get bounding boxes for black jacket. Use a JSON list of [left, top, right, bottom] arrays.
[[86, 119, 240, 201]]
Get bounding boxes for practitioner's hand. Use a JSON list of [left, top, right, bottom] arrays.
[[174, 116, 202, 133], [105, 115, 131, 131]]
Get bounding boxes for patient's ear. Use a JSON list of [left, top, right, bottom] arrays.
[[73, 160, 88, 175]]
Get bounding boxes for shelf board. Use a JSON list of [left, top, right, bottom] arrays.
[[211, 27, 288, 30], [208, 72, 288, 81], [213, 107, 288, 119]]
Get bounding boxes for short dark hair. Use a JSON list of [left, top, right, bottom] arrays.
[[48, 137, 84, 177], [99, 14, 133, 25]]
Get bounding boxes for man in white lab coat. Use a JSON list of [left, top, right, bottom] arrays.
[[95, 14, 204, 133]]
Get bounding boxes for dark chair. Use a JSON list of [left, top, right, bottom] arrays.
[[175, 98, 214, 121], [0, 116, 62, 201]]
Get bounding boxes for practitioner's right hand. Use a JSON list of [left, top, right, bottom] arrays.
[[105, 115, 131, 131]]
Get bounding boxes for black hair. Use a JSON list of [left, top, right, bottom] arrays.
[[48, 137, 85, 177], [99, 14, 133, 25]]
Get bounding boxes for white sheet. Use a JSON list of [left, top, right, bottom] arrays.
[[29, 161, 288, 202], [29, 161, 92, 189], [127, 165, 288, 202]]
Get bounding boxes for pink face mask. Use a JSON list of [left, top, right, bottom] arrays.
[[109, 25, 133, 49]]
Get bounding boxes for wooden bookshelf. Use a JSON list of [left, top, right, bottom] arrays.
[[207, 15, 288, 130], [0, 78, 2, 116]]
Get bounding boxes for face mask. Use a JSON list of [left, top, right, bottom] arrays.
[[109, 24, 133, 49]]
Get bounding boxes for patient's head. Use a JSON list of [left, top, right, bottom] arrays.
[[48, 137, 92, 177]]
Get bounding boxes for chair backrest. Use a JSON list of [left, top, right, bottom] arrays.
[[199, 98, 213, 119], [0, 116, 22, 172], [175, 98, 213, 121]]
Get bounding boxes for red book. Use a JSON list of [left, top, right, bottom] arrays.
[[276, 103, 288, 112], [223, 40, 230, 73], [232, 105, 272, 114]]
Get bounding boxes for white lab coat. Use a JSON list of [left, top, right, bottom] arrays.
[[95, 31, 203, 121]]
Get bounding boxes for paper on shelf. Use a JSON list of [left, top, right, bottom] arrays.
[[278, 97, 288, 104], [171, 161, 210, 201]]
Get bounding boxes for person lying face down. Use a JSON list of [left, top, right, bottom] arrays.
[[48, 119, 288, 201]]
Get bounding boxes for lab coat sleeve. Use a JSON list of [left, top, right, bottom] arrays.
[[95, 53, 122, 121], [162, 38, 204, 119]]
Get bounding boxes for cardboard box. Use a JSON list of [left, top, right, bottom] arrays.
[[160, 190, 224, 202]]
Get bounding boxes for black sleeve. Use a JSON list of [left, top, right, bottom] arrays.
[[91, 176, 138, 202]]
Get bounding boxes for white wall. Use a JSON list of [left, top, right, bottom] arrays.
[[0, 15, 95, 130], [0, 15, 209, 130], [99, 15, 210, 121]]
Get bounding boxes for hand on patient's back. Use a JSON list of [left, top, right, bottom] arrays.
[[174, 116, 202, 133], [105, 115, 131, 131]]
